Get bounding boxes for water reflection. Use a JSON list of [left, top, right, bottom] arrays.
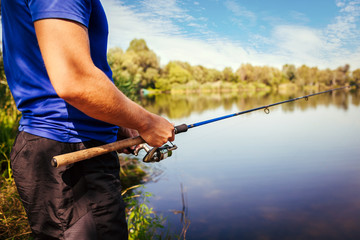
[[141, 88, 360, 240], [140, 89, 360, 119]]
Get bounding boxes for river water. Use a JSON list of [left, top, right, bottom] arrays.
[[137, 88, 360, 240]]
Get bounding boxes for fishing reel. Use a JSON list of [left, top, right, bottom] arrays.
[[134, 142, 178, 163]]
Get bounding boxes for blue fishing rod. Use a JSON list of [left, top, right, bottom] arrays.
[[52, 84, 356, 167], [175, 84, 354, 133]]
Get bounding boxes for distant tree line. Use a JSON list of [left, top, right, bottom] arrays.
[[108, 39, 360, 94]]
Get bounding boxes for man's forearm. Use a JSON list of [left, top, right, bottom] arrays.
[[60, 66, 173, 146], [60, 66, 154, 133]]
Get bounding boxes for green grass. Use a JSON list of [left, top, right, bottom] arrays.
[[0, 179, 32, 240]]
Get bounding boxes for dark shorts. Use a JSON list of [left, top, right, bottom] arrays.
[[10, 131, 128, 240]]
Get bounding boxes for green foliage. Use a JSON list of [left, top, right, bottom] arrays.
[[0, 71, 30, 238], [191, 65, 208, 84], [296, 65, 317, 86], [107, 39, 358, 93], [0, 179, 32, 240], [126, 39, 160, 88], [352, 68, 360, 84], [0, 78, 21, 179], [317, 68, 334, 87], [127, 39, 150, 52], [204, 68, 222, 83], [154, 77, 172, 92], [125, 188, 170, 240], [156, 61, 192, 90], [222, 67, 237, 83], [235, 63, 255, 83], [333, 64, 350, 86], [108, 39, 160, 91], [107, 47, 139, 100], [114, 74, 139, 101], [120, 157, 148, 190], [282, 64, 297, 82]]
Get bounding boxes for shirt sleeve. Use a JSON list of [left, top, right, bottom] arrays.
[[27, 0, 92, 27]]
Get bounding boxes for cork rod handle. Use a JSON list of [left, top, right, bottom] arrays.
[[51, 136, 145, 168], [51, 124, 189, 168]]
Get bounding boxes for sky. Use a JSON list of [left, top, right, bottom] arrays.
[[102, 0, 360, 71]]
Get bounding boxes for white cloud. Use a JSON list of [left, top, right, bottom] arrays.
[[224, 0, 257, 26], [139, 35, 250, 70], [139, 0, 195, 23], [325, 0, 360, 48], [253, 0, 360, 69], [336, 0, 346, 7], [270, 25, 326, 67], [224, 0, 256, 20], [103, 0, 182, 48], [103, 0, 249, 69], [289, 11, 310, 23], [274, 26, 323, 54], [103, 0, 360, 70]]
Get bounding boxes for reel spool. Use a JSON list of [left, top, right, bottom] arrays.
[[135, 143, 178, 163]]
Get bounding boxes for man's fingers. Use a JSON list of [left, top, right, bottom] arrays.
[[169, 131, 175, 142], [126, 147, 135, 154]]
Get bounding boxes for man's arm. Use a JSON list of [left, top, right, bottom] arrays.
[[34, 19, 174, 147]]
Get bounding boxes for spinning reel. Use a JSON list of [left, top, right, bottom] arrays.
[[134, 142, 178, 163]]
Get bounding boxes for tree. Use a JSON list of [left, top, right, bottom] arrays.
[[256, 66, 274, 86], [165, 61, 192, 84], [127, 39, 149, 52], [296, 65, 318, 86], [333, 64, 350, 86], [191, 65, 207, 84], [317, 68, 333, 86], [155, 61, 192, 91], [204, 68, 222, 82], [282, 64, 297, 82], [235, 64, 255, 83], [352, 68, 360, 85], [124, 39, 160, 88], [222, 67, 237, 82]]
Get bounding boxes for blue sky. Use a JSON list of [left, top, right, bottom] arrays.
[[102, 0, 360, 71]]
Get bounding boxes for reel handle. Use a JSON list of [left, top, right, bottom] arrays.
[[52, 124, 187, 168]]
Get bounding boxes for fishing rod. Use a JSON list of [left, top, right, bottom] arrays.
[[52, 84, 356, 168]]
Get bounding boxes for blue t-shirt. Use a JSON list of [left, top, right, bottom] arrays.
[[2, 0, 118, 143]]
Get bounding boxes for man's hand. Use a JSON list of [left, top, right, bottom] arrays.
[[138, 113, 175, 147]]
